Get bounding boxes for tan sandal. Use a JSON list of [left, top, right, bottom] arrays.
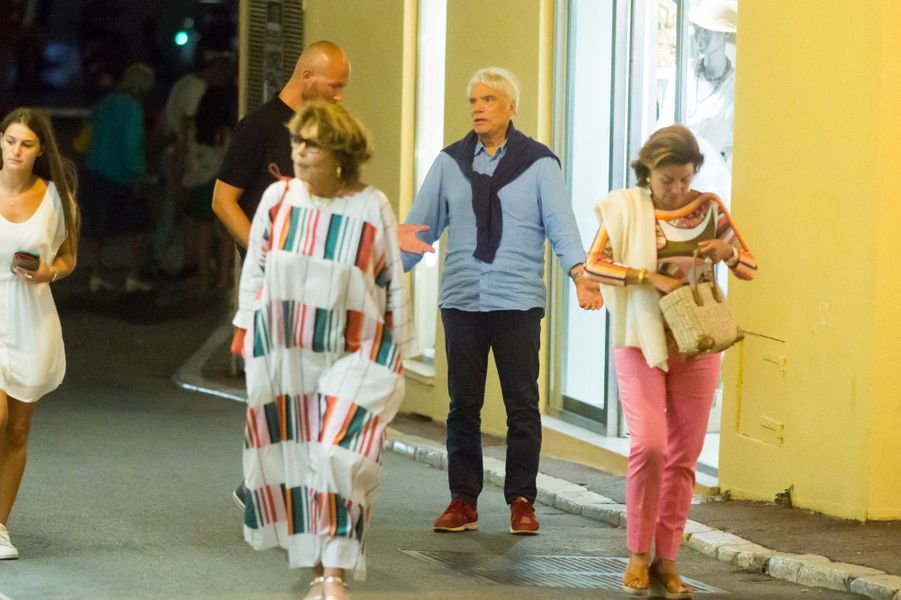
[[622, 561, 649, 596], [322, 575, 349, 600], [649, 562, 693, 599]]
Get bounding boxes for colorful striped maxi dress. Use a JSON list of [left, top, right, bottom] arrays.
[[233, 178, 416, 577]]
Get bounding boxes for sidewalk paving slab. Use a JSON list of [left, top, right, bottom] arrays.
[[849, 574, 901, 600], [686, 530, 752, 557]]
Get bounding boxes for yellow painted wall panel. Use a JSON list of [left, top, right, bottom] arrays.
[[720, 0, 882, 518], [413, 0, 547, 438], [867, 0, 901, 519], [299, 0, 555, 444], [300, 0, 446, 425], [443, 0, 542, 143], [303, 0, 406, 208]]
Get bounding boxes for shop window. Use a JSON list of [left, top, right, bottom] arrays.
[[551, 0, 737, 447], [408, 0, 447, 371], [550, 0, 619, 434]]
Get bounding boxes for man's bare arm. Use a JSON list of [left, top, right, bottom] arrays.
[[212, 179, 251, 248]]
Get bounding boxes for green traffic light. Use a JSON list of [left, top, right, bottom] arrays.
[[174, 31, 189, 46]]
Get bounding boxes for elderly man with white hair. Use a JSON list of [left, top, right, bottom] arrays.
[[403, 67, 601, 535]]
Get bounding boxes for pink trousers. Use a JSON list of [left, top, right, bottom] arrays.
[[614, 346, 720, 560]]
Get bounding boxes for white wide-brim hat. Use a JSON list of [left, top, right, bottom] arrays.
[[689, 0, 738, 33]]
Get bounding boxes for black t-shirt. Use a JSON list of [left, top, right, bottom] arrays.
[[217, 96, 294, 220]]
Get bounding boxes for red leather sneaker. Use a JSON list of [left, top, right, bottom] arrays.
[[509, 496, 540, 535], [433, 498, 478, 532]]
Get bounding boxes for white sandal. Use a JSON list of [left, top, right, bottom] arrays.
[[303, 576, 325, 600], [322, 575, 349, 600]]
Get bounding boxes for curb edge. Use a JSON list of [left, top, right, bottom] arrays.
[[384, 432, 901, 600]]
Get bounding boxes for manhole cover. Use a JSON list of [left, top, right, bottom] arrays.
[[400, 550, 727, 593]]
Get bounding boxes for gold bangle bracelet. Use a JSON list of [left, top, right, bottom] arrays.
[[637, 268, 647, 285], [726, 247, 740, 268]]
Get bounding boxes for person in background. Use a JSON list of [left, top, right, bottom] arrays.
[[232, 101, 415, 600], [212, 40, 350, 251], [81, 62, 154, 293], [149, 50, 235, 277], [0, 107, 80, 560], [585, 125, 755, 598], [181, 84, 237, 292], [403, 66, 602, 537]]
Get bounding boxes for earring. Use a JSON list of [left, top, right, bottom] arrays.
[[336, 165, 342, 180]]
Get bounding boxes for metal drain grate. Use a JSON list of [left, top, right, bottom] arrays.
[[400, 551, 726, 593]]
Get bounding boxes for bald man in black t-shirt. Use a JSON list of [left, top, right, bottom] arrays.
[[213, 41, 350, 512], [212, 40, 350, 248]]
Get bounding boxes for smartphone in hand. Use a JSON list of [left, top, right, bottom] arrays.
[[12, 251, 40, 273]]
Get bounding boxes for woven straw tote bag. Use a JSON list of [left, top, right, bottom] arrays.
[[658, 253, 743, 358]]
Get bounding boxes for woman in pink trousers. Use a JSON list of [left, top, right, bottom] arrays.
[[585, 125, 756, 598]]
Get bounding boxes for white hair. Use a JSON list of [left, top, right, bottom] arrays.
[[467, 67, 520, 114]]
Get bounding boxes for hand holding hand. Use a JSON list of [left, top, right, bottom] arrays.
[[397, 223, 435, 255], [574, 274, 604, 310]]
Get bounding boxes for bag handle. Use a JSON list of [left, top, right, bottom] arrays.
[[689, 249, 723, 305]]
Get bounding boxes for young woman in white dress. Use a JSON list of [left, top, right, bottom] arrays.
[[0, 107, 80, 559]]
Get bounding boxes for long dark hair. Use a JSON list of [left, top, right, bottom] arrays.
[[0, 108, 81, 256]]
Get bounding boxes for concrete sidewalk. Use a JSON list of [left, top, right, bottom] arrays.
[[180, 324, 901, 600]]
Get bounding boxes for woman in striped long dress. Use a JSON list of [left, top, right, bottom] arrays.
[[232, 101, 415, 600]]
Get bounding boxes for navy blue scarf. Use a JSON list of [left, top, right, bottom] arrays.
[[442, 122, 560, 263]]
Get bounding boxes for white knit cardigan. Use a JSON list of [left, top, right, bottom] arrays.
[[594, 187, 669, 371]]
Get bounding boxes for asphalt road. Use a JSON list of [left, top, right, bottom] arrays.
[[0, 291, 861, 599]]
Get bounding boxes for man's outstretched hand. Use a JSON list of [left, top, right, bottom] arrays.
[[398, 223, 435, 254]]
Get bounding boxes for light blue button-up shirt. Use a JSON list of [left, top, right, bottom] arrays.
[[403, 139, 586, 312]]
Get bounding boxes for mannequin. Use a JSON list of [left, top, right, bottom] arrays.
[[667, 0, 737, 205], [686, 0, 737, 164]]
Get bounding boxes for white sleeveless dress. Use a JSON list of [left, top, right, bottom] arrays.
[[0, 181, 67, 402]]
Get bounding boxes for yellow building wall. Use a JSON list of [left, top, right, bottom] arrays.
[[301, 0, 551, 442], [720, 0, 901, 519], [302, 0, 407, 206], [398, 0, 552, 440], [866, 0, 901, 520], [429, 0, 548, 437]]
